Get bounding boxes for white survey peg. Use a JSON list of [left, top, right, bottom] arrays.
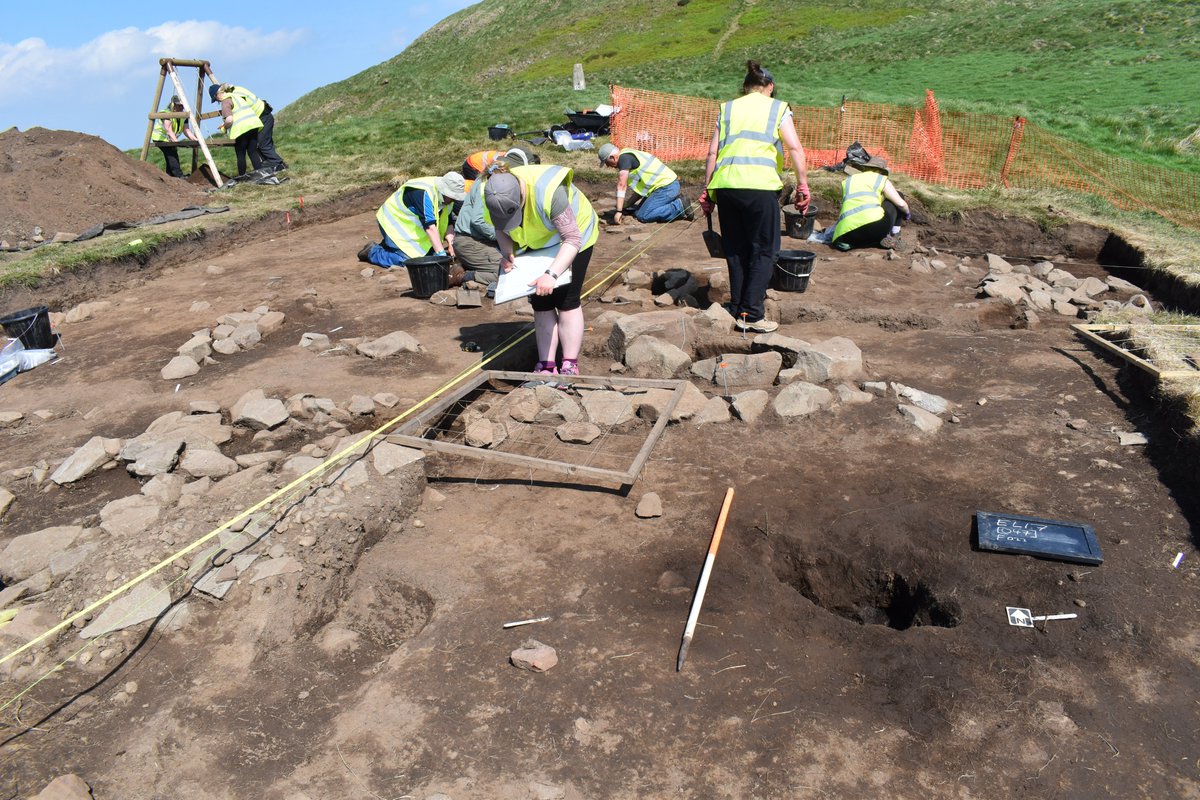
[[1006, 606, 1078, 627]]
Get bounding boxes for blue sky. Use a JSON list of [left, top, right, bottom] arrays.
[[0, 0, 477, 150]]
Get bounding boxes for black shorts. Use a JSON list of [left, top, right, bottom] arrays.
[[530, 246, 593, 312]]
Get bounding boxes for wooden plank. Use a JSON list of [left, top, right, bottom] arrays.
[[140, 71, 167, 162], [167, 66, 222, 188], [1073, 324, 1200, 382], [622, 380, 684, 485], [487, 370, 683, 390], [161, 58, 210, 69], [387, 372, 493, 438], [386, 434, 628, 484], [1073, 324, 1164, 378]]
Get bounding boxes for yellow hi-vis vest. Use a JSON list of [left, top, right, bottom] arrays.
[[491, 165, 599, 253], [152, 106, 186, 142], [376, 177, 450, 259], [708, 92, 788, 192], [226, 86, 264, 140], [832, 172, 887, 240], [619, 148, 677, 196]]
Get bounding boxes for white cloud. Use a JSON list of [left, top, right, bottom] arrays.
[[0, 21, 307, 101]]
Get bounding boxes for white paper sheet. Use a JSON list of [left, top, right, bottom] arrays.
[[493, 245, 572, 305]]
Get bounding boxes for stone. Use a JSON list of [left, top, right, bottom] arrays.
[[63, 301, 112, 324], [372, 442, 425, 476], [141, 473, 185, 506], [788, 337, 863, 384], [218, 311, 261, 326], [49, 543, 99, 578], [428, 289, 457, 306], [731, 390, 769, 423], [892, 383, 952, 415], [898, 403, 943, 433], [0, 486, 13, 517], [1026, 289, 1055, 311], [80, 579, 171, 638], [773, 382, 834, 419], [535, 391, 584, 423], [465, 418, 497, 448], [29, 774, 94, 800], [708, 352, 782, 389], [835, 384, 874, 405], [1117, 431, 1148, 446], [607, 310, 697, 361], [299, 332, 331, 350], [910, 256, 933, 274], [342, 395, 375, 417], [373, 392, 400, 408], [50, 437, 114, 484], [556, 422, 601, 444], [1066, 418, 1090, 431], [250, 556, 303, 583], [980, 276, 1025, 304], [0, 584, 29, 609], [235, 450, 286, 468], [177, 335, 212, 362], [190, 400, 221, 414], [32, 409, 55, 421], [356, 331, 422, 358], [1015, 308, 1040, 330], [672, 382, 711, 422], [99, 495, 161, 537], [1106, 276, 1141, 293], [1076, 276, 1109, 298], [1046, 268, 1082, 288], [212, 324, 235, 340], [691, 357, 718, 382], [929, 259, 948, 271], [985, 253, 1014, 273], [0, 526, 85, 581], [189, 300, 212, 313], [624, 335, 691, 378], [693, 396, 732, 425], [635, 492, 663, 518], [126, 437, 185, 477], [581, 390, 637, 429], [696, 302, 735, 333], [178, 448, 239, 479], [750, 332, 812, 368], [0, 411, 24, 427], [212, 338, 240, 356], [160, 356, 200, 380], [1052, 300, 1078, 316], [231, 389, 289, 430], [510, 640, 558, 672], [230, 324, 262, 349], [256, 311, 286, 336]]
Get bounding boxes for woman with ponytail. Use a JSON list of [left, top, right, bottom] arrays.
[[701, 60, 809, 333]]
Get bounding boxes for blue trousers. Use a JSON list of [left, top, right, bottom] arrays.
[[365, 223, 421, 268], [634, 180, 685, 223]]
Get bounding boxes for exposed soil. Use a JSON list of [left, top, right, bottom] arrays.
[[0, 128, 209, 243], [0, 184, 1198, 800]]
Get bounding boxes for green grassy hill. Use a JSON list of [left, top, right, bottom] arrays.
[[282, 0, 1200, 181]]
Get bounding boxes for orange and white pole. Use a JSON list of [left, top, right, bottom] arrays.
[[677, 486, 735, 671]]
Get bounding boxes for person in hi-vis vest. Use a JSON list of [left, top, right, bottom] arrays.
[[151, 95, 196, 179], [211, 83, 264, 176], [484, 163, 599, 377], [597, 144, 691, 224], [831, 155, 911, 251], [701, 60, 809, 334], [359, 172, 466, 269]]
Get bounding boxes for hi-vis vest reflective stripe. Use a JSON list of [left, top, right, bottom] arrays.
[[833, 172, 887, 240], [619, 148, 677, 195], [376, 177, 449, 259], [708, 92, 787, 192], [464, 150, 505, 192], [152, 107, 186, 142], [226, 87, 264, 139], [502, 165, 599, 252]]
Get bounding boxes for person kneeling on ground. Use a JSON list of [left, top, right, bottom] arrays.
[[597, 143, 692, 224], [831, 156, 910, 251], [359, 171, 466, 268], [484, 162, 598, 376], [449, 148, 539, 292]]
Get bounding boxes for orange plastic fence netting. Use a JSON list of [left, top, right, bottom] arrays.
[[609, 85, 1200, 230]]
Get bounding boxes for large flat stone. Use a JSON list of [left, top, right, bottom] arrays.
[[99, 495, 161, 537], [709, 352, 782, 389], [607, 310, 697, 361], [372, 442, 426, 476], [773, 382, 834, 418], [50, 436, 114, 484], [356, 331, 422, 358], [581, 390, 638, 429], [789, 337, 863, 384], [231, 389, 289, 430], [625, 335, 691, 378], [0, 526, 86, 581], [80, 579, 172, 638]]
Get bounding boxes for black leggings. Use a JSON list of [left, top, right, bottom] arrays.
[[234, 130, 263, 176], [530, 246, 593, 312], [713, 188, 780, 323], [833, 200, 902, 249]]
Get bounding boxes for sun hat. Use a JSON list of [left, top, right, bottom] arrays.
[[437, 171, 466, 202], [597, 142, 619, 165], [501, 147, 534, 167], [845, 155, 890, 176], [484, 172, 523, 233]]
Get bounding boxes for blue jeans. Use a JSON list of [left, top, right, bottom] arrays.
[[634, 180, 685, 223], [365, 223, 419, 268]]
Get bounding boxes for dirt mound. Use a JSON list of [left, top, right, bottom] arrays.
[[0, 127, 209, 243]]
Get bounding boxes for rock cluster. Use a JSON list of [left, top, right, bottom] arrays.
[[975, 253, 1147, 322], [162, 305, 287, 380]]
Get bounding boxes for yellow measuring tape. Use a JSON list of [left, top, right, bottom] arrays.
[[0, 211, 700, 714]]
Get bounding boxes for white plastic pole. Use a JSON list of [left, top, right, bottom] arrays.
[[677, 487, 735, 671]]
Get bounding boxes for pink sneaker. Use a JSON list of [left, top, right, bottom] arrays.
[[558, 360, 580, 377]]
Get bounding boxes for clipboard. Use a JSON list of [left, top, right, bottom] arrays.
[[494, 245, 572, 305]]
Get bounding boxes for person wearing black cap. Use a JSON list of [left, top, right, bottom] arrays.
[[701, 60, 810, 334], [151, 95, 195, 179], [484, 162, 599, 377]]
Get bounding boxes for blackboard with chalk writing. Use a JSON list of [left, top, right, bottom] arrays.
[[975, 511, 1103, 566]]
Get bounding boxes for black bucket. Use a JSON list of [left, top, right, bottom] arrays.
[[0, 305, 55, 349], [405, 255, 452, 299], [783, 206, 819, 239], [488, 124, 511, 141], [773, 250, 815, 292]]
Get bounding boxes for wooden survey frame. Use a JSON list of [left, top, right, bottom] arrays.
[[139, 58, 230, 187], [1073, 323, 1200, 381], [385, 371, 686, 487]]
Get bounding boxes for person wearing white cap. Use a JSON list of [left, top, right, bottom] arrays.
[[484, 162, 599, 376], [449, 148, 539, 290], [597, 143, 691, 224], [358, 171, 466, 269], [831, 155, 911, 251]]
